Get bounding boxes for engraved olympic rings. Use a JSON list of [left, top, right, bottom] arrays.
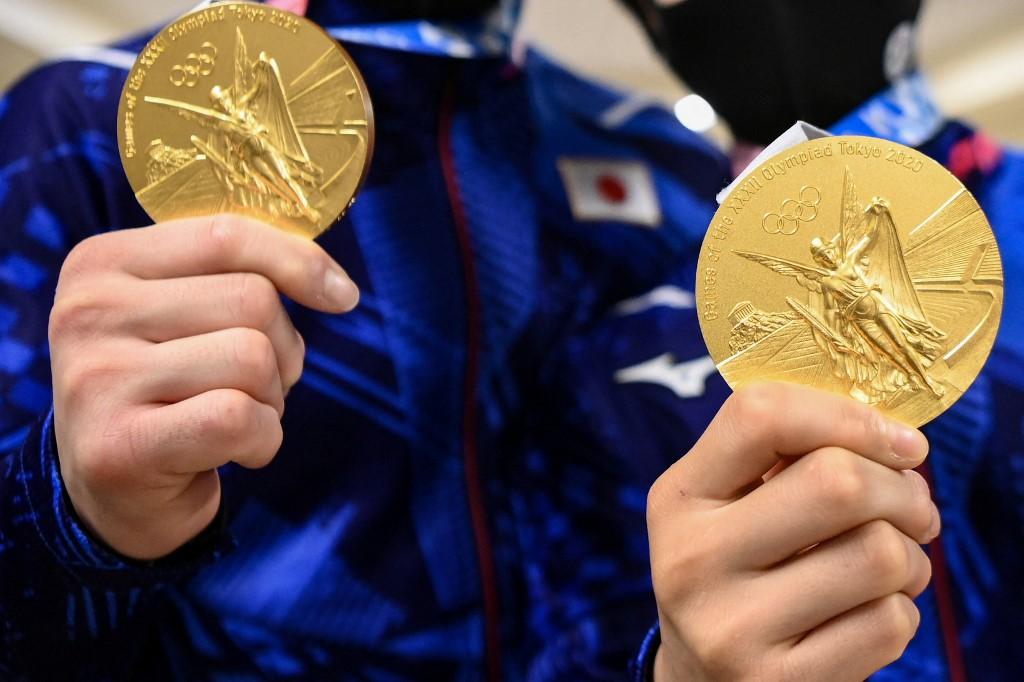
[[170, 43, 218, 88], [762, 185, 822, 235]]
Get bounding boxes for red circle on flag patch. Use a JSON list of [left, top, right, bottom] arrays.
[[596, 174, 628, 204]]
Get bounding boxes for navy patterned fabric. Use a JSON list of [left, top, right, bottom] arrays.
[[0, 4, 1022, 681]]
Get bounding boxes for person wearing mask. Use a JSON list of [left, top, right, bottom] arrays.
[[0, 0, 1011, 680], [610, 1, 1022, 679]]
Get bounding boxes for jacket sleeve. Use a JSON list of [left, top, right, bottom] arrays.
[[0, 60, 229, 679], [511, 266, 730, 680]]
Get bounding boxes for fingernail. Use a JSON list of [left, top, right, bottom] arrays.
[[324, 268, 358, 310], [889, 420, 929, 463]]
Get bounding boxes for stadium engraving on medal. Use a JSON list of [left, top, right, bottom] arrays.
[[697, 136, 1003, 426], [118, 2, 374, 239]]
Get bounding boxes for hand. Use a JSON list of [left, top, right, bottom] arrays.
[[50, 215, 359, 560], [647, 383, 939, 681]]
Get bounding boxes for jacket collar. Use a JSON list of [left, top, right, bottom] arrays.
[[830, 72, 944, 148], [188, 0, 519, 57], [831, 71, 1005, 183], [307, 0, 519, 58]]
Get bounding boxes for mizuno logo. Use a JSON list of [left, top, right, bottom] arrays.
[[615, 353, 717, 399], [613, 286, 695, 316]]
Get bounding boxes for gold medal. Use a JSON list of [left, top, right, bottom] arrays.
[[117, 2, 374, 239], [696, 136, 1003, 426]]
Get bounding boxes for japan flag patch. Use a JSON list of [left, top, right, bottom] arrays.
[[557, 157, 662, 228]]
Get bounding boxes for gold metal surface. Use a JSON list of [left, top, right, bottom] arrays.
[[696, 136, 1003, 426], [118, 2, 374, 239]]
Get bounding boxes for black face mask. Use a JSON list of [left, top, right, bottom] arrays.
[[308, 0, 500, 23], [628, 0, 922, 145]]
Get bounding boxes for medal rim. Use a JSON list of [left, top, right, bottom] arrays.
[[695, 134, 1004, 427], [115, 0, 376, 237]]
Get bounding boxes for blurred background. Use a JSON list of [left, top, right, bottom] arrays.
[[0, 0, 1021, 144]]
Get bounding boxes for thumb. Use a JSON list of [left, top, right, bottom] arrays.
[[668, 383, 928, 502]]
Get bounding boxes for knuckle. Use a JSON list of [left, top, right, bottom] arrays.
[[646, 474, 672, 523], [876, 594, 919, 655], [48, 298, 79, 340], [694, 617, 748, 677], [206, 391, 257, 440], [906, 544, 933, 597], [288, 243, 329, 293], [300, 240, 328, 271], [71, 432, 130, 489], [650, 521, 724, 605], [696, 646, 735, 677], [862, 521, 911, 585], [49, 289, 112, 339], [203, 214, 244, 259], [646, 464, 702, 526], [278, 252, 307, 285], [123, 413, 154, 467], [862, 407, 890, 449], [727, 384, 778, 432], [62, 235, 106, 276], [247, 419, 284, 469], [294, 328, 306, 366], [904, 470, 935, 526], [651, 560, 688, 606], [230, 329, 277, 380], [60, 358, 121, 402], [722, 384, 785, 454], [280, 327, 305, 392], [806, 448, 866, 508], [650, 548, 689, 604], [234, 273, 280, 327]]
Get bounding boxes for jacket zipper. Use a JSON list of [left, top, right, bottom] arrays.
[[438, 69, 503, 682]]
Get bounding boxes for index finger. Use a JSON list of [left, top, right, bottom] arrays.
[[669, 382, 929, 502], [113, 214, 358, 313]]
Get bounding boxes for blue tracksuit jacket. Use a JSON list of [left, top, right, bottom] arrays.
[[0, 2, 1022, 679]]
